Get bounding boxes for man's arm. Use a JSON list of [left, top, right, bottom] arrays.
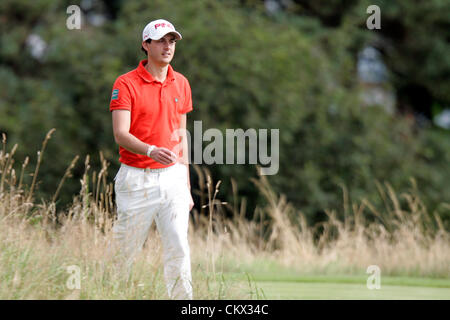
[[112, 110, 176, 165], [112, 110, 148, 155]]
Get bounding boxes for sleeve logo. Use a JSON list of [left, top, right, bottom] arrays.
[[111, 89, 119, 100]]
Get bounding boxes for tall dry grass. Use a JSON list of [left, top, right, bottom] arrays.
[[0, 131, 256, 299], [0, 130, 449, 299], [198, 173, 450, 278]]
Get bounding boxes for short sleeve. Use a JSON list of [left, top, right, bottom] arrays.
[[109, 77, 132, 112], [179, 78, 193, 114]]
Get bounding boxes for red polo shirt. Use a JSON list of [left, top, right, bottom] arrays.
[[110, 60, 193, 168]]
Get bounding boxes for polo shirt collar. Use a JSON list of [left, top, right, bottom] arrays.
[[137, 59, 175, 84]]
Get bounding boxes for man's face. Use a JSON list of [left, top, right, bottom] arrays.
[[143, 33, 177, 66]]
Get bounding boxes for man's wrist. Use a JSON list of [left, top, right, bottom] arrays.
[[146, 144, 156, 158]]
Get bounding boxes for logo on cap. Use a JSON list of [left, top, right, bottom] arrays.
[[154, 22, 174, 30]]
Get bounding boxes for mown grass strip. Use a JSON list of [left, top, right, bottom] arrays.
[[225, 272, 450, 288]]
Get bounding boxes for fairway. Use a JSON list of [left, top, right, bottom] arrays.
[[255, 281, 450, 300], [227, 272, 450, 300]]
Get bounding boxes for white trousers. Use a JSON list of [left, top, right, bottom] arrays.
[[111, 162, 192, 300]]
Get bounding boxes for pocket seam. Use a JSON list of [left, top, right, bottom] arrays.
[[114, 168, 129, 192]]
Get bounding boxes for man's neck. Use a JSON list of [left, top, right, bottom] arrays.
[[145, 59, 168, 83]]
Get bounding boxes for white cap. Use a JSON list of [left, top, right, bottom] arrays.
[[142, 19, 182, 42]]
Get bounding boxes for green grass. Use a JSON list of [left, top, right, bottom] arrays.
[[224, 268, 450, 300], [253, 281, 450, 300], [246, 273, 450, 288]]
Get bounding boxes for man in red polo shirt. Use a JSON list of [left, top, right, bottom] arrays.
[[109, 19, 193, 300]]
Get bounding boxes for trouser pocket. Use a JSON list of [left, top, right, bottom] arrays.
[[114, 166, 133, 193]]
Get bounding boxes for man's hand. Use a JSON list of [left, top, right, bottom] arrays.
[[149, 147, 177, 165]]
